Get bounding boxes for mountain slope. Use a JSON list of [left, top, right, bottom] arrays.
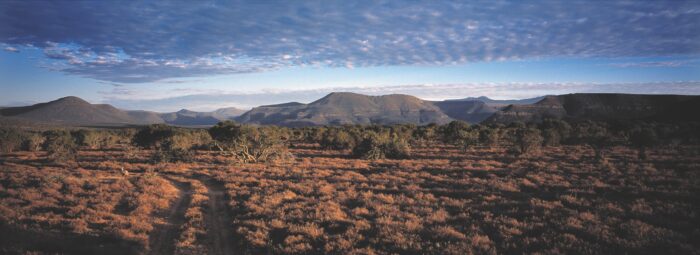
[[486, 93, 700, 123], [451, 96, 546, 106], [0, 96, 246, 126], [0, 96, 151, 125], [431, 100, 498, 123], [237, 92, 453, 126]]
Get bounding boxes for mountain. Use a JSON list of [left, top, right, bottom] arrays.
[[450, 96, 546, 106], [211, 107, 247, 120], [0, 96, 154, 126], [5, 93, 696, 127], [0, 96, 246, 127], [485, 93, 700, 123], [159, 109, 223, 126], [431, 100, 498, 123], [236, 92, 453, 126]]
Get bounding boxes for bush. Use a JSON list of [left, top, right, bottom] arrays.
[[209, 121, 291, 163], [570, 121, 614, 162], [515, 128, 543, 155], [133, 124, 176, 149], [412, 123, 438, 146], [540, 119, 572, 146], [352, 132, 410, 160], [21, 132, 44, 151], [478, 127, 501, 146], [0, 128, 25, 153], [43, 130, 78, 163], [73, 130, 103, 149], [320, 129, 356, 150], [133, 124, 210, 151], [629, 126, 659, 160], [439, 121, 470, 143]]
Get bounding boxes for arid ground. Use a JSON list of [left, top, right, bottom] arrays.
[[1, 139, 699, 254]]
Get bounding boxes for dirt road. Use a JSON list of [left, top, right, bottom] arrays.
[[201, 177, 237, 255], [148, 180, 192, 255]]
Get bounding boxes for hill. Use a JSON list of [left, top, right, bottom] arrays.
[[451, 96, 546, 106], [0, 97, 245, 127], [431, 100, 498, 123], [236, 92, 453, 126], [485, 93, 700, 123], [0, 96, 152, 126]]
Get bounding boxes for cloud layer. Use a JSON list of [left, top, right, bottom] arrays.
[[1, 1, 699, 83], [102, 82, 700, 112]]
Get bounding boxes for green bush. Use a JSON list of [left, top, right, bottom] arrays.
[[73, 130, 103, 149], [515, 127, 543, 155], [412, 123, 438, 146], [540, 119, 572, 146], [133, 124, 176, 149], [0, 128, 25, 153], [352, 132, 410, 160], [151, 140, 194, 163], [478, 127, 501, 146], [209, 121, 291, 163], [320, 129, 356, 150], [43, 130, 78, 163], [21, 132, 44, 151], [133, 124, 210, 150], [439, 120, 470, 143]]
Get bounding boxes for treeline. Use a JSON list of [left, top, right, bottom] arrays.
[[1, 119, 699, 163]]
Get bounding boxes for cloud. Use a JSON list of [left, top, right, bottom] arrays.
[[3, 46, 19, 53], [103, 81, 700, 112], [610, 60, 694, 68], [1, 1, 699, 83]]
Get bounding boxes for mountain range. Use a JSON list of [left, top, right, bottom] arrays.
[[485, 93, 700, 123], [0, 96, 244, 127], [1, 93, 698, 127]]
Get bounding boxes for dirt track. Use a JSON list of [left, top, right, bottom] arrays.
[[148, 180, 192, 255], [202, 177, 237, 255]]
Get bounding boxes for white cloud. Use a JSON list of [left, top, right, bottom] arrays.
[[104, 81, 700, 112], [0, 1, 697, 83]]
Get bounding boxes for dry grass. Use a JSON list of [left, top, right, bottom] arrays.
[[1, 143, 699, 254]]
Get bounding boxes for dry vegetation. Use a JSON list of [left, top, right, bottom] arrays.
[[0, 121, 699, 254]]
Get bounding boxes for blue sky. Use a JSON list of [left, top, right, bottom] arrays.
[[1, 0, 699, 111]]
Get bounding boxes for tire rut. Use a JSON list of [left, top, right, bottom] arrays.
[[201, 177, 237, 255], [148, 180, 192, 255]]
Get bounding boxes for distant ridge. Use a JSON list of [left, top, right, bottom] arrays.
[[485, 93, 700, 123], [2, 93, 698, 127], [0, 96, 146, 125], [450, 96, 546, 106], [237, 92, 462, 126], [0, 96, 245, 127]]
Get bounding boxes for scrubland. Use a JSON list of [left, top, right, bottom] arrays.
[[0, 121, 699, 254]]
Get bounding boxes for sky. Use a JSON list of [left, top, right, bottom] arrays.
[[1, 0, 699, 112]]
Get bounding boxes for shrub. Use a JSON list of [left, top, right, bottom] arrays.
[[478, 127, 501, 146], [209, 121, 291, 163], [0, 128, 25, 153], [570, 121, 614, 162], [21, 132, 44, 151], [133, 124, 209, 151], [43, 130, 78, 163], [515, 127, 543, 155], [352, 132, 410, 159], [439, 121, 470, 143], [412, 123, 438, 146], [133, 124, 176, 149], [73, 129, 103, 149], [540, 119, 572, 146], [629, 127, 659, 160], [320, 129, 356, 150]]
